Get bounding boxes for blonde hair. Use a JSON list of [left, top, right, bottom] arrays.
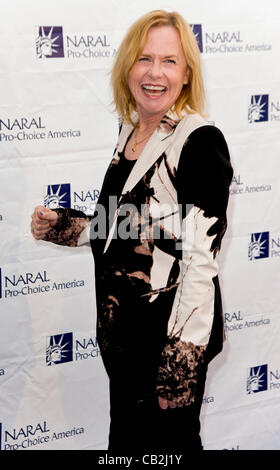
[[111, 10, 205, 125]]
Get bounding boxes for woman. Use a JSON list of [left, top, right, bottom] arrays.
[[31, 10, 233, 453]]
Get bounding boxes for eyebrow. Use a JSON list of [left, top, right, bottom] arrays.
[[139, 53, 179, 59]]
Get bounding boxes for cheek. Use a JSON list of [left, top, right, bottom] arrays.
[[128, 63, 142, 83], [172, 71, 187, 92], [127, 70, 140, 96], [168, 78, 184, 96]]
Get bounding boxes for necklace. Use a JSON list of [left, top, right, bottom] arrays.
[[131, 129, 154, 152]]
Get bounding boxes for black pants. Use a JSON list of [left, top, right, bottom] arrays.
[[99, 293, 208, 454], [107, 361, 207, 454]]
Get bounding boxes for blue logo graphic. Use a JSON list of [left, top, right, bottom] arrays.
[[248, 95, 269, 123], [46, 333, 73, 365], [190, 24, 203, 53], [44, 184, 71, 209], [247, 364, 268, 394], [36, 26, 64, 58], [248, 232, 269, 260]]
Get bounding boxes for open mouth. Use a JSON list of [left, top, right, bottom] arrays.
[[141, 85, 167, 96]]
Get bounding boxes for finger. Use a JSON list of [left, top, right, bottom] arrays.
[[31, 220, 51, 239], [32, 227, 46, 240], [31, 225, 48, 238], [34, 224, 51, 234], [32, 217, 49, 226], [158, 396, 168, 410], [38, 209, 58, 225], [32, 206, 58, 227], [31, 206, 46, 223], [36, 207, 52, 219]]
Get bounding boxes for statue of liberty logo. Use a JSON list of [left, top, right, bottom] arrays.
[[35, 26, 64, 58], [190, 24, 203, 53], [248, 95, 269, 123], [248, 232, 269, 260], [44, 184, 71, 209], [247, 365, 268, 394], [46, 333, 73, 365]]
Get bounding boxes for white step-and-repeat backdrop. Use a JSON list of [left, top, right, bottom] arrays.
[[1, 0, 280, 451]]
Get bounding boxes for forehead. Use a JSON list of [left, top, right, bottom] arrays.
[[142, 25, 184, 56]]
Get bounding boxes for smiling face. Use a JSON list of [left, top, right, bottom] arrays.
[[127, 25, 188, 123]]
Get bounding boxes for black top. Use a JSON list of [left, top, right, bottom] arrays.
[[90, 141, 137, 256], [108, 150, 136, 200]]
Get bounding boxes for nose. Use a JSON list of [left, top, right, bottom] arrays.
[[147, 60, 163, 80]]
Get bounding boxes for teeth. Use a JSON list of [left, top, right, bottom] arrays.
[[142, 85, 167, 96], [143, 85, 166, 91]]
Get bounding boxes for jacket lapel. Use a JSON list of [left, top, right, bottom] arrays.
[[120, 128, 176, 195], [120, 114, 180, 195], [103, 111, 207, 253], [103, 114, 180, 253]]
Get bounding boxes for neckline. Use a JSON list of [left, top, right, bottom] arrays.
[[118, 149, 137, 163], [119, 129, 138, 162]]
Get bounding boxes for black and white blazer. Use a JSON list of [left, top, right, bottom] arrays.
[[44, 110, 233, 406]]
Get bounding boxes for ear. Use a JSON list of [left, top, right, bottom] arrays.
[[184, 66, 190, 85]]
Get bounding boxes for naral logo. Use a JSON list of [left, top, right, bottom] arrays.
[[190, 24, 203, 53], [0, 117, 45, 132], [0, 268, 51, 299], [248, 232, 269, 260], [46, 333, 100, 365], [44, 184, 71, 209], [46, 333, 73, 366], [248, 95, 269, 123], [247, 364, 268, 394], [1, 420, 84, 450], [35, 26, 64, 58]]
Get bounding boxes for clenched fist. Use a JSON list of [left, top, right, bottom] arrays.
[[31, 206, 58, 240]]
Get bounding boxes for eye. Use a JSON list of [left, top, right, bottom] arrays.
[[138, 56, 151, 62], [165, 59, 176, 64]]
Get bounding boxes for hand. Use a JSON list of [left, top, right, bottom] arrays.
[[31, 206, 58, 240], [158, 396, 178, 409]]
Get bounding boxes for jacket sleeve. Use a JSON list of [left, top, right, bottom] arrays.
[[43, 208, 92, 247], [156, 125, 233, 406]]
